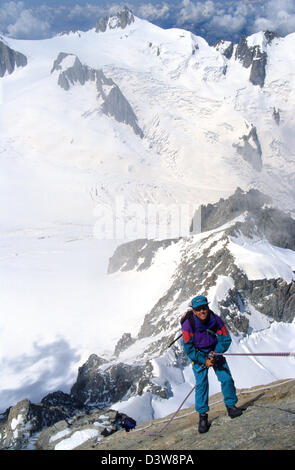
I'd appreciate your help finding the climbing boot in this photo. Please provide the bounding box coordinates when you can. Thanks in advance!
[226,405,243,419]
[198,413,210,433]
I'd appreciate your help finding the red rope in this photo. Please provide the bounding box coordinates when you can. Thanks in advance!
[147,385,196,436]
[214,352,295,357]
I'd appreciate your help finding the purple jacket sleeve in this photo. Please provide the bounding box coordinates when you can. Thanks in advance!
[213,317,232,354]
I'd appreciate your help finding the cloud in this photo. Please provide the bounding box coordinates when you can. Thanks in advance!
[67,3,105,20]
[7,9,51,38]
[0,1,23,29]
[175,0,253,42]
[137,3,170,20]
[0,1,107,38]
[178,0,215,24]
[174,0,295,43]
[252,0,295,36]
[0,338,81,411]
[210,13,247,34]
[1,1,295,43]
[0,1,51,38]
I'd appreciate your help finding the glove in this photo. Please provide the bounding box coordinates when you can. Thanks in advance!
[205,352,215,368]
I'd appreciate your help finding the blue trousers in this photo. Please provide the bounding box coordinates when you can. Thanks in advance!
[192,356,238,414]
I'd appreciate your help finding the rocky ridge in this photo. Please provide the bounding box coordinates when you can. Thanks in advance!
[0,391,135,450]
[215,31,280,88]
[0,40,27,77]
[0,391,85,450]
[51,52,143,137]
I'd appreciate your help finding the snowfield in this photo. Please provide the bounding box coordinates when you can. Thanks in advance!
[0,10,295,419]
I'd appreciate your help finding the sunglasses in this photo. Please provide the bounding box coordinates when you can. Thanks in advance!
[193,305,209,312]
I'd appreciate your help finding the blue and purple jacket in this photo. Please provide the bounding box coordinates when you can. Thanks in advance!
[182,310,232,365]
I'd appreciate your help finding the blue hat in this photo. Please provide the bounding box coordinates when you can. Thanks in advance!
[191,295,208,309]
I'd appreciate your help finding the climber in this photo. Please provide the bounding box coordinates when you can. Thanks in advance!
[181,295,243,434]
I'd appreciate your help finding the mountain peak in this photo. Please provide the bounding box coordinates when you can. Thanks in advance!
[95,6,135,33]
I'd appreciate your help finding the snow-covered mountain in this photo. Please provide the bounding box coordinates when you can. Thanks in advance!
[2,6,295,217]
[0,6,295,436]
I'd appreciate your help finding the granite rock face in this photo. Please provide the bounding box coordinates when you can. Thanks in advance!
[0,397,136,450]
[215,40,234,60]
[114,333,136,356]
[51,53,96,88]
[51,53,143,137]
[249,47,267,88]
[108,238,177,273]
[233,126,263,171]
[95,6,135,33]
[199,187,295,251]
[235,36,267,87]
[0,392,85,450]
[197,187,271,233]
[0,40,27,77]
[70,354,144,408]
[216,31,280,87]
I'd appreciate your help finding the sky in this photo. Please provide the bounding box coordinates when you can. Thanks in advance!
[1,0,295,44]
